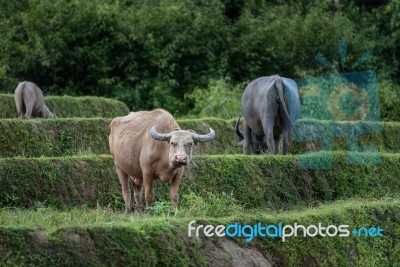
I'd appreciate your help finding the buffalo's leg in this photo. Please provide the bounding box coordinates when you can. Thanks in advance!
[23,95,34,119]
[263,122,275,154]
[116,167,131,215]
[19,104,26,119]
[170,172,183,212]
[274,135,281,154]
[281,122,291,155]
[282,131,290,154]
[242,121,252,154]
[143,173,154,210]
[261,102,279,154]
[132,177,143,213]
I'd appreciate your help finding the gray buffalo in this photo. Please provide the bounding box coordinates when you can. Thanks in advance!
[109,109,216,214]
[236,116,316,153]
[14,81,53,119]
[235,116,267,154]
[241,75,300,154]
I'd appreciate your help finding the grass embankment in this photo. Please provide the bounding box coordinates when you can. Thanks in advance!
[0,118,399,157]
[0,153,399,212]
[0,94,129,118]
[0,118,238,157]
[0,118,111,157]
[0,199,398,266]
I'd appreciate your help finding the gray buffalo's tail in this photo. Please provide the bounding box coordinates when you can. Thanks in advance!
[14,82,26,117]
[235,116,244,139]
[275,76,297,135]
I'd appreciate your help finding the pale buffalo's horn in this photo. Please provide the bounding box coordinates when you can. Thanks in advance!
[191,128,216,142]
[150,126,172,141]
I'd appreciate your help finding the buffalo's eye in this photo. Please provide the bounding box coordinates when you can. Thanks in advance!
[187,142,194,147]
[170,141,177,146]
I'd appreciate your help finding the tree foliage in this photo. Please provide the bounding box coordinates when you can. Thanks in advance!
[0,0,398,114]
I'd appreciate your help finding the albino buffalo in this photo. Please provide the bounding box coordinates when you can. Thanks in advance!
[109,109,215,214]
[14,81,53,119]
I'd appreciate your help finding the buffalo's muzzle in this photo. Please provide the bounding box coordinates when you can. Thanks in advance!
[173,155,188,165]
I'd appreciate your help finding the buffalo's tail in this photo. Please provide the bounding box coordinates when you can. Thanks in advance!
[14,82,26,117]
[235,116,244,139]
[275,76,296,135]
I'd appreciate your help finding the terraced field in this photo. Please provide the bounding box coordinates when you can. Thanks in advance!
[0,95,399,266]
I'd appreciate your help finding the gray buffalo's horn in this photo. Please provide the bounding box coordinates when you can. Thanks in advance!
[150,126,172,141]
[191,128,216,142]
[235,116,244,139]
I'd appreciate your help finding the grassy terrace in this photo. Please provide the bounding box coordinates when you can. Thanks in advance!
[0,199,398,266]
[0,153,399,210]
[0,117,238,157]
[0,118,399,157]
[0,94,129,118]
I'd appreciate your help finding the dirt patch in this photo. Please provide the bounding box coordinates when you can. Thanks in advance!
[62,228,99,262]
[28,230,49,244]
[202,238,272,267]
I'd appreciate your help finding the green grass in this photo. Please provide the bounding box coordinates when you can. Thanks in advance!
[0,205,134,233]
[0,198,396,232]
[0,199,398,266]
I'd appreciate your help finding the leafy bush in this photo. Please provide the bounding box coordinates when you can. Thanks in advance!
[1,0,398,113]
[379,80,400,121]
[185,78,243,119]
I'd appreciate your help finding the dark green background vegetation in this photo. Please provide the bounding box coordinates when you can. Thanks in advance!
[1,0,400,116]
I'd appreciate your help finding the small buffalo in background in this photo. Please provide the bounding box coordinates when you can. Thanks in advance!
[14,81,54,119]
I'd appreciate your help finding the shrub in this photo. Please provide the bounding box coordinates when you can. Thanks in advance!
[2,0,397,114]
[185,78,244,119]
[379,80,400,121]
